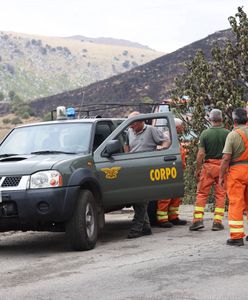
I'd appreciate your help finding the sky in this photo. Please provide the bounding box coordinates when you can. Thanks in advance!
[0,0,246,53]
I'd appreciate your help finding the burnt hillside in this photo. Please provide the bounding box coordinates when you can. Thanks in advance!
[29,29,234,117]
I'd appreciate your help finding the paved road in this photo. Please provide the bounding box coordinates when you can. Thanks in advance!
[0,206,247,300]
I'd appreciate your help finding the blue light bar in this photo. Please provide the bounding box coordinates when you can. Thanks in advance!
[66,107,76,118]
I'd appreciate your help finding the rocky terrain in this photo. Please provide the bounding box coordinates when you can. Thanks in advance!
[0,31,162,102]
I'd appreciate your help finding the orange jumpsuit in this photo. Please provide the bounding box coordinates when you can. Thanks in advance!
[192,159,226,223]
[227,129,248,240]
[157,145,186,224]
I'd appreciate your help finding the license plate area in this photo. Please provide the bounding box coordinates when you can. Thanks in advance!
[0,198,18,217]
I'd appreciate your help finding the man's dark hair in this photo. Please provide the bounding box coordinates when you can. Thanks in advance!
[232,107,248,124]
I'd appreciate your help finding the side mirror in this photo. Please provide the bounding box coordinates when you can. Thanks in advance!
[102,140,122,157]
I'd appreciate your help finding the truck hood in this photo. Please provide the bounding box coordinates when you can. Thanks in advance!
[0,153,80,175]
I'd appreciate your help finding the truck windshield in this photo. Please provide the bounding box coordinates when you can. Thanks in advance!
[0,123,92,155]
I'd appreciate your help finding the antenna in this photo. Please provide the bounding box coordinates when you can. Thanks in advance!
[78,91,85,118]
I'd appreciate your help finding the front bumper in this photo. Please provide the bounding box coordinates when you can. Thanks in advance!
[0,186,80,231]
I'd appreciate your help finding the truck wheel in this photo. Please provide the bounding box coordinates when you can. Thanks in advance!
[66,190,98,251]
[147,200,158,226]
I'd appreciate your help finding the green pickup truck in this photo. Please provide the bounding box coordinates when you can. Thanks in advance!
[0,109,184,250]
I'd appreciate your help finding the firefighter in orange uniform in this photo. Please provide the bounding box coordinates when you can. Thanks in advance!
[219,107,248,246]
[156,118,187,227]
[189,109,230,231]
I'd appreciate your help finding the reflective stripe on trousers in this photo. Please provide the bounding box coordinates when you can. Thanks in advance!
[227,164,248,239]
[193,206,204,221]
[157,210,168,222]
[214,207,225,221]
[227,129,248,239]
[157,198,181,222]
[193,160,226,223]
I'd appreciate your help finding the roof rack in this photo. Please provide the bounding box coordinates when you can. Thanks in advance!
[50,102,170,120]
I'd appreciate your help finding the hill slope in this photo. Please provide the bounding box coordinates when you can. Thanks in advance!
[0,31,163,101]
[66,35,151,49]
[28,29,234,117]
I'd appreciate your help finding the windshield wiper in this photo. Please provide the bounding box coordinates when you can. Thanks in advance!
[31,150,76,155]
[0,153,19,158]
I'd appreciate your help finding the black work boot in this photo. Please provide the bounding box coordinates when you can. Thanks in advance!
[128,225,152,238]
[142,225,152,236]
[158,221,173,228]
[127,230,143,239]
[226,238,244,247]
[170,218,187,225]
[189,220,204,231]
[212,222,224,231]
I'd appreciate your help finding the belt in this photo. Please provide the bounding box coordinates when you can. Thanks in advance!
[230,160,248,166]
[204,159,221,163]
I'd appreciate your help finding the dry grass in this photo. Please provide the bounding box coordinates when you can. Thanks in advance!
[0,114,41,141]
[5,31,164,59]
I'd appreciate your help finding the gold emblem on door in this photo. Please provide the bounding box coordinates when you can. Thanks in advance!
[101,167,122,179]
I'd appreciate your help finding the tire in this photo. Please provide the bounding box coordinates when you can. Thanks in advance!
[66,189,98,251]
[147,200,158,226]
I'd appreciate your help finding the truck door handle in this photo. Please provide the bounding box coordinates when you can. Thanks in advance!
[164,155,177,161]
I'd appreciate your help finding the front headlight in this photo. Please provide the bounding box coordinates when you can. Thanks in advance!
[30,170,62,189]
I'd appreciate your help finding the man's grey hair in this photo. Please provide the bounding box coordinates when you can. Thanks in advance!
[209,109,222,122]
[174,118,183,127]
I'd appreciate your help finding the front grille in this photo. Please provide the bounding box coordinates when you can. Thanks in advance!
[2,176,22,187]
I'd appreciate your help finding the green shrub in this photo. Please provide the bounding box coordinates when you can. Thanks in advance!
[11,117,22,125]
[2,118,11,124]
[143,96,154,104]
[0,92,4,101]
[21,112,30,119]
[122,60,130,69]
[43,112,52,121]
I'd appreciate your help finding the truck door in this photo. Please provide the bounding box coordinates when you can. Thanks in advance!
[94,112,184,208]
